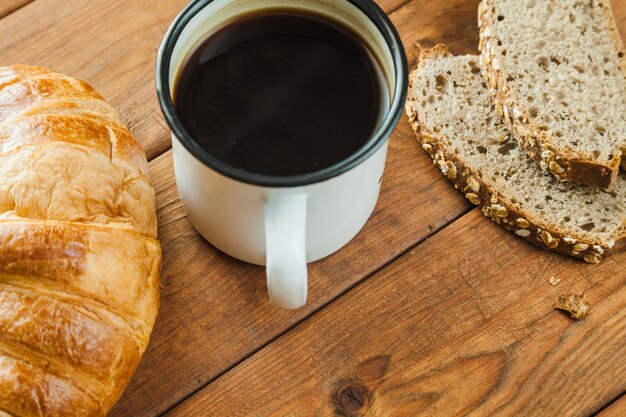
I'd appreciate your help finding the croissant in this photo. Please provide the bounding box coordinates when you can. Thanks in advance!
[0,66,161,416]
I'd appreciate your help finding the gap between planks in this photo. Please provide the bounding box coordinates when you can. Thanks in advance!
[0,0,34,19]
[156,206,474,417]
[113,102,471,415]
[385,0,413,15]
[164,208,626,416]
[141,5,472,407]
[123,0,485,413]
[593,392,626,416]
[1,0,623,414]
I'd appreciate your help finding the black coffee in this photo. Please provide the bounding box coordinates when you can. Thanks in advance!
[174,11,388,176]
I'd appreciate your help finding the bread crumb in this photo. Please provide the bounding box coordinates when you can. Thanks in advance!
[554,294,589,320]
[549,276,560,286]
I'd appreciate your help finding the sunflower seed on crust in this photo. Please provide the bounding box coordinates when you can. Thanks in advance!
[541,231,559,248]
[584,253,601,264]
[563,237,577,245]
[467,176,481,193]
[466,193,481,205]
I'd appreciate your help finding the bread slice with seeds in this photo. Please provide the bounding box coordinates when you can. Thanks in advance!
[478,0,626,189]
[405,45,626,263]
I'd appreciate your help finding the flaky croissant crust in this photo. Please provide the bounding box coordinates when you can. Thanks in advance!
[0,66,161,416]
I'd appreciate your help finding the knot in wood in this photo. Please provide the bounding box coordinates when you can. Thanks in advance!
[334,383,370,415]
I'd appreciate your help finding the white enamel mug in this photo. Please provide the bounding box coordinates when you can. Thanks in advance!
[157,0,407,309]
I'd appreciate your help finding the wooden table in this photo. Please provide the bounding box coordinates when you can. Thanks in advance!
[1,0,624,415]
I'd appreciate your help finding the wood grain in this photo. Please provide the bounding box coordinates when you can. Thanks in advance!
[110,114,470,416]
[393,0,481,57]
[614,0,626,37]
[0,0,187,159]
[109,0,626,415]
[596,394,626,417]
[0,0,405,161]
[0,0,33,18]
[1,0,624,415]
[380,0,412,14]
[166,210,626,417]
[105,0,483,414]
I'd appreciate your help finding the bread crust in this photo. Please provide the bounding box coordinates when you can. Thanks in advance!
[0,66,157,238]
[0,66,161,415]
[406,45,618,264]
[478,0,625,189]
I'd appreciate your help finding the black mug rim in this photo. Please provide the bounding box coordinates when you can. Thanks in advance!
[156,0,408,188]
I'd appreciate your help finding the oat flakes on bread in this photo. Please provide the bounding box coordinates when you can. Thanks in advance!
[405,45,626,263]
[478,0,626,189]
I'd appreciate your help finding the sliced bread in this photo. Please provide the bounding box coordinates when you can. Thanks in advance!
[478,0,626,189]
[405,45,626,263]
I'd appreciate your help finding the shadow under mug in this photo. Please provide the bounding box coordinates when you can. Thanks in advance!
[156,0,408,309]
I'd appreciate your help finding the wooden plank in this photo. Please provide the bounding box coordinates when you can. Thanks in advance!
[110,114,470,416]
[596,394,626,417]
[0,0,404,161]
[4,0,622,415]
[0,0,33,18]
[614,0,626,37]
[381,0,412,14]
[106,0,481,414]
[166,210,626,417]
[0,0,187,160]
[393,0,481,57]
[110,0,626,414]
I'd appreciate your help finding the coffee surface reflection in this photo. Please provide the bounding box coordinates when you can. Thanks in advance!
[174,11,388,176]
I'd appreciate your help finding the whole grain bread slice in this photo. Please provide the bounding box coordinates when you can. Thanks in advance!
[478,0,626,189]
[405,45,626,263]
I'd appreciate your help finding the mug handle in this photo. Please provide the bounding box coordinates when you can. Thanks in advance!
[264,193,308,309]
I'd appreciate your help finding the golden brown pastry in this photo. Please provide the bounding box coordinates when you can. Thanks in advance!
[0,65,161,416]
